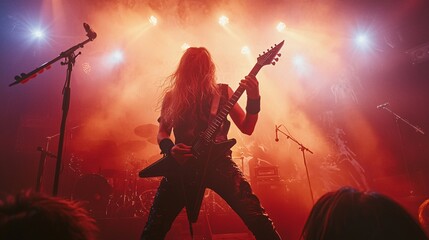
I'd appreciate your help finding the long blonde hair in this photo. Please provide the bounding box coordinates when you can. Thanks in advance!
[160,47,219,124]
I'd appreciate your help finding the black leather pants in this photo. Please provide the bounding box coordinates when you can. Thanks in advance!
[140,158,282,239]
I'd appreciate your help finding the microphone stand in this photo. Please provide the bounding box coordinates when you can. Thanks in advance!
[379,105,425,195]
[276,125,315,204]
[380,105,425,135]
[9,25,96,196]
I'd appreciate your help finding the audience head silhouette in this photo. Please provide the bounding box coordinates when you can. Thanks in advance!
[0,190,98,240]
[301,187,428,240]
[419,198,429,235]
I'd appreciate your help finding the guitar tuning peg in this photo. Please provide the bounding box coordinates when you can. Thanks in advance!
[277,53,282,57]
[274,57,279,61]
[271,61,276,65]
[263,51,266,54]
[259,54,262,57]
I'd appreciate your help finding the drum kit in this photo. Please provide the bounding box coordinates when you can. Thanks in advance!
[71,124,161,218]
[70,123,235,218]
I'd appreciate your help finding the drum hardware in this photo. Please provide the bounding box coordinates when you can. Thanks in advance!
[68,153,84,176]
[35,145,57,193]
[106,177,158,217]
[203,190,228,214]
[139,189,157,215]
[70,143,162,218]
[35,133,62,193]
[72,174,112,218]
[107,168,161,217]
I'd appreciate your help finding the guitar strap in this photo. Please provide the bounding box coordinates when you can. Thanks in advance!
[209,83,228,122]
[210,84,224,119]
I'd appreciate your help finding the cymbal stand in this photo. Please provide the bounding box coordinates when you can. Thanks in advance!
[35,136,57,193]
[380,105,425,135]
[206,190,226,214]
[276,124,315,204]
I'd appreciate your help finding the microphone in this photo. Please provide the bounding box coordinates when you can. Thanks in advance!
[275,125,279,142]
[83,23,97,40]
[376,102,389,109]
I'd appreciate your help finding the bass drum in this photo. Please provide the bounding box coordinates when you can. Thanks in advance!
[72,174,112,218]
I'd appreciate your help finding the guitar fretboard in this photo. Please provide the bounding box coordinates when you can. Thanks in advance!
[201,64,262,141]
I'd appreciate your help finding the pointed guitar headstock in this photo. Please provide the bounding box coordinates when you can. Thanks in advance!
[256,40,285,67]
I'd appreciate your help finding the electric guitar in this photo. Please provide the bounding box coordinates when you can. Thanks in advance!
[139,40,284,223]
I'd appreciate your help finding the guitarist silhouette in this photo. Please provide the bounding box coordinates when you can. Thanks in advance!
[140,43,283,240]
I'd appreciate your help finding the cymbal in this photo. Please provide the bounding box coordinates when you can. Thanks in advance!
[119,140,147,152]
[134,124,158,138]
[147,136,158,145]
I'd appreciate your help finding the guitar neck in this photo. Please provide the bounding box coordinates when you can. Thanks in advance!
[201,64,262,141]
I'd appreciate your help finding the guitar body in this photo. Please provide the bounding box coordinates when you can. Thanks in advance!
[138,138,236,179]
[138,154,177,178]
[138,138,237,223]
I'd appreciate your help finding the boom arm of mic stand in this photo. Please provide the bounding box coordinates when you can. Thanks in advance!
[277,128,313,154]
[381,107,425,135]
[276,125,315,204]
[9,37,94,87]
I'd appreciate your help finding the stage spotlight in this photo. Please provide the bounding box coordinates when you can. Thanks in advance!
[241,46,250,55]
[31,29,45,39]
[110,50,124,64]
[181,43,190,51]
[218,16,229,26]
[293,55,309,75]
[276,22,286,32]
[355,33,370,48]
[293,55,305,66]
[29,27,48,41]
[149,15,158,26]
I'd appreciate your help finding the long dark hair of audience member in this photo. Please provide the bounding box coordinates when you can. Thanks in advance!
[301,187,428,240]
[0,190,98,240]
